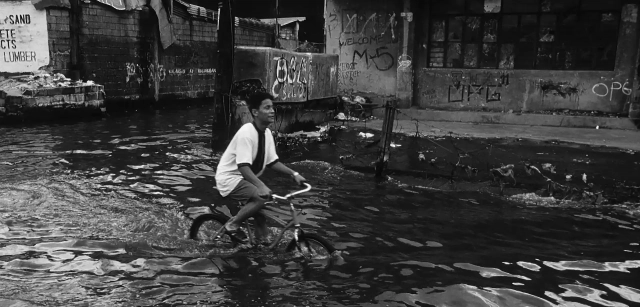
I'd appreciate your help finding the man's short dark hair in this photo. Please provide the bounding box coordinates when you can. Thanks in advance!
[247,92,275,112]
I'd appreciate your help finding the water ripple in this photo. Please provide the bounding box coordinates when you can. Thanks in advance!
[544,259,640,273]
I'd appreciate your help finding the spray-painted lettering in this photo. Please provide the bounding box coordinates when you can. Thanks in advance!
[271,55,309,101]
[592,81,632,101]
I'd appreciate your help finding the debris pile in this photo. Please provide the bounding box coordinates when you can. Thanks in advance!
[0,71,97,96]
[1,71,105,118]
[274,125,345,150]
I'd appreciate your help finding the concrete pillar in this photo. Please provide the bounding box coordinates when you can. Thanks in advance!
[615,3,640,113]
[628,3,640,119]
[395,0,414,108]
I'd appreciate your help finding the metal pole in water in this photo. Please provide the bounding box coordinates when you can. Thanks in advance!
[375,99,397,177]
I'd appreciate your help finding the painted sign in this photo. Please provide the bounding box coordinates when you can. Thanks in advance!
[0,1,50,73]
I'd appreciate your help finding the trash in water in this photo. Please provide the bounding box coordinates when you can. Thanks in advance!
[542,163,556,173]
[358,132,374,138]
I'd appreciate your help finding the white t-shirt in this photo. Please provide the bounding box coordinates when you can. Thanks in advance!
[215,122,279,197]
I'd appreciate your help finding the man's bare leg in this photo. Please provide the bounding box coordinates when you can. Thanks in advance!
[252,211,270,242]
[226,193,266,232]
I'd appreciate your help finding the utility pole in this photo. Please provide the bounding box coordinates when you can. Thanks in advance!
[274,0,280,46]
[213,0,235,144]
[375,99,397,177]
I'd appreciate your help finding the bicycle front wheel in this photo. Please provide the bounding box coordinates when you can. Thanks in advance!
[189,213,245,248]
[286,232,336,260]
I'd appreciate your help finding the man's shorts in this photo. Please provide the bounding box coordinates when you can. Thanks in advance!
[226,180,260,205]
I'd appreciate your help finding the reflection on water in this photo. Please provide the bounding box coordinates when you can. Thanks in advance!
[1,107,639,306]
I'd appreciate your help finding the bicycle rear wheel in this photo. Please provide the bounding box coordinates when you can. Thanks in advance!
[286,232,336,260]
[189,213,245,248]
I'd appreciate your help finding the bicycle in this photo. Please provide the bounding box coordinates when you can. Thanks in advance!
[189,183,336,260]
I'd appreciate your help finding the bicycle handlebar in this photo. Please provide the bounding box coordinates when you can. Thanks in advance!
[272,183,311,201]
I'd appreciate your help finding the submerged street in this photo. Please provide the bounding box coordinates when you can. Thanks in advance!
[0,105,639,306]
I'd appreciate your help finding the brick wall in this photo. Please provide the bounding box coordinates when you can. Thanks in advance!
[39,2,274,105]
[78,4,152,101]
[235,27,273,47]
[160,17,218,100]
[46,8,71,75]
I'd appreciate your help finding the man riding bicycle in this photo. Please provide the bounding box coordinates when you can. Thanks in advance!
[215,92,307,245]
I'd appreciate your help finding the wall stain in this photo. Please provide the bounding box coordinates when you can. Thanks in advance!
[538,80,582,99]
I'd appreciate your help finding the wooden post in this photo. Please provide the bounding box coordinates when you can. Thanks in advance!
[152,26,160,102]
[375,99,397,177]
[69,0,81,81]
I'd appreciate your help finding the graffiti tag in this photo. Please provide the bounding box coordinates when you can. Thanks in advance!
[592,81,632,101]
[271,55,309,101]
[352,47,394,71]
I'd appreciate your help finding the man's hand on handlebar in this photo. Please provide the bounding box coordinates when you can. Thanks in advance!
[292,172,307,186]
[257,185,272,199]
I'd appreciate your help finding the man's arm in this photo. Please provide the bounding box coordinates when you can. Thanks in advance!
[238,165,271,198]
[269,161,307,185]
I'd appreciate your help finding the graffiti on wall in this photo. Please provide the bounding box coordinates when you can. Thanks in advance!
[148,64,166,83]
[529,79,631,103]
[308,61,335,99]
[126,64,216,85]
[351,46,395,71]
[442,70,510,103]
[397,54,412,93]
[126,63,166,84]
[334,10,398,73]
[338,62,360,86]
[340,11,397,40]
[591,80,632,101]
[125,63,143,84]
[326,4,400,95]
[271,55,309,101]
[530,79,585,103]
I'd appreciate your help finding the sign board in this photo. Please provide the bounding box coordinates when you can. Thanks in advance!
[0,1,50,73]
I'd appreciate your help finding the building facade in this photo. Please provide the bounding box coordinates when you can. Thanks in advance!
[326,0,640,115]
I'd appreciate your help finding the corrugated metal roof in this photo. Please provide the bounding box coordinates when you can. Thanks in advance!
[259,17,306,26]
[174,0,216,21]
[235,17,275,32]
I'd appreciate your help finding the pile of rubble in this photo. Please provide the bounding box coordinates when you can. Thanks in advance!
[0,71,104,118]
[0,71,96,96]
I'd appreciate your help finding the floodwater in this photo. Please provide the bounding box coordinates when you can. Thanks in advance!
[1,106,639,307]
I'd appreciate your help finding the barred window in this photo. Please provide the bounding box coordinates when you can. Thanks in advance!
[427,0,621,70]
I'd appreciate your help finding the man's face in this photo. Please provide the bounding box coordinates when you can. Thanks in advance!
[253,99,275,125]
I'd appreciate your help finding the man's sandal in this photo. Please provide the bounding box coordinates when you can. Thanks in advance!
[224,223,241,235]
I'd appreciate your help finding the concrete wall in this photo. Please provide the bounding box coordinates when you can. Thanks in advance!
[415,69,633,113]
[232,46,338,102]
[325,0,403,97]
[414,3,640,113]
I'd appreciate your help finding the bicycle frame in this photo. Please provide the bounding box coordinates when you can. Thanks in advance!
[262,183,311,250]
[209,183,312,250]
